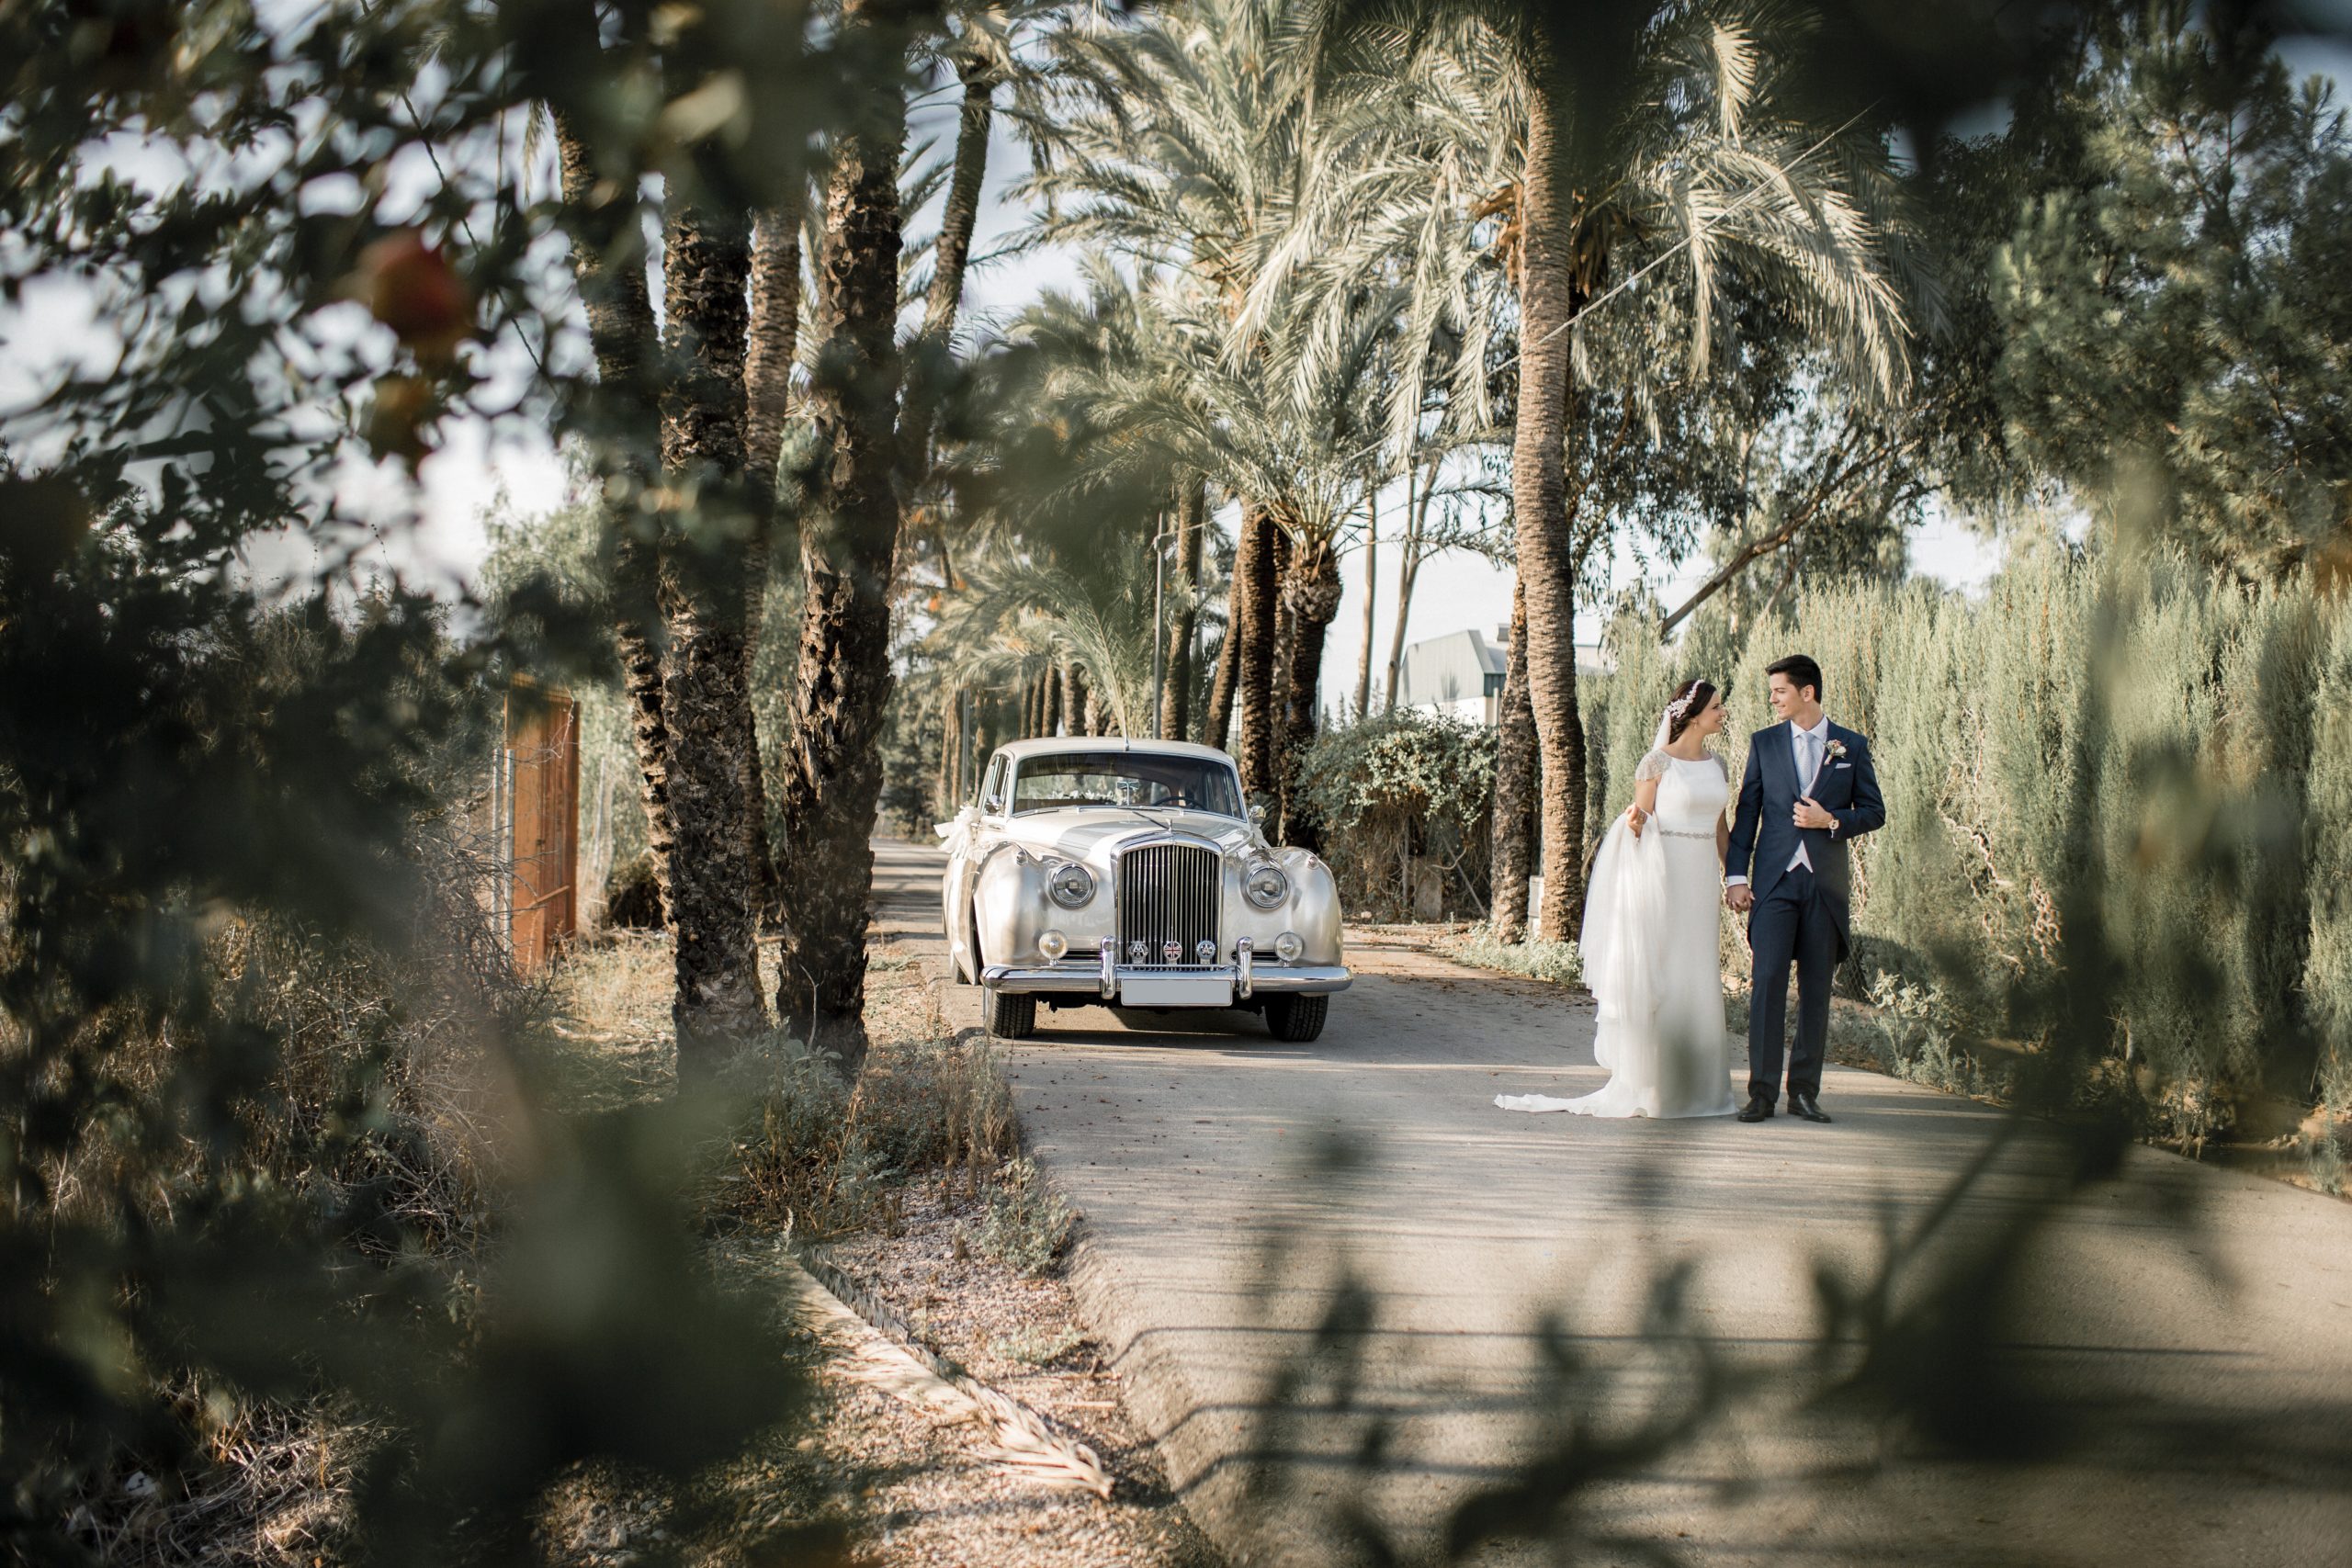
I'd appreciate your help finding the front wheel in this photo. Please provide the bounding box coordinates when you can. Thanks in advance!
[1262,994,1328,1043]
[989,989,1037,1040]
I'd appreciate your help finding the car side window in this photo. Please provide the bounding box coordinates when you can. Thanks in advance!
[980,757,1008,815]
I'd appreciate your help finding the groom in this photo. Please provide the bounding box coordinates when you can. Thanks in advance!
[1723,655,1884,1124]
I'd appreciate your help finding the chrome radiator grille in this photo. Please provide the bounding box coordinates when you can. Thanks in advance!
[1116,842,1220,967]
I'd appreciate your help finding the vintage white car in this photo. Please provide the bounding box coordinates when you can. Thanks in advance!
[936,739,1351,1042]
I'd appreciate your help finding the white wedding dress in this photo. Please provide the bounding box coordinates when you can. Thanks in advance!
[1497,747,1739,1120]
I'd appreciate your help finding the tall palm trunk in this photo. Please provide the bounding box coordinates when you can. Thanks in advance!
[937,687,960,815]
[742,200,802,932]
[899,53,996,580]
[774,12,909,1071]
[1204,618,1238,751]
[1383,459,1437,713]
[1354,486,1377,718]
[1159,478,1205,741]
[1230,506,1279,795]
[924,58,997,355]
[1267,527,1295,761]
[1041,663,1063,737]
[1513,92,1590,943]
[553,110,673,927]
[1277,535,1342,848]
[657,156,771,1058]
[1490,575,1537,942]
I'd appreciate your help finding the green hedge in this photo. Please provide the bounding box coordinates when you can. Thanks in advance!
[1294,709,1498,919]
[1585,548,2350,1124]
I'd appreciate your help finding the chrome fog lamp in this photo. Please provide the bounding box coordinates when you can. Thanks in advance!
[1046,859,1095,909]
[1037,930,1069,962]
[1274,931,1304,964]
[1244,860,1290,909]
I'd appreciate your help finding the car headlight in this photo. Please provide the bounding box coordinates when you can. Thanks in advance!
[1046,859,1095,909]
[1274,931,1304,963]
[1244,860,1290,909]
[1038,930,1069,962]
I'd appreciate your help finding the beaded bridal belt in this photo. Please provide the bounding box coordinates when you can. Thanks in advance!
[1657,827,1714,840]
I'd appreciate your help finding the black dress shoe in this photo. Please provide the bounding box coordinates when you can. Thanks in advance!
[1736,1096,1774,1122]
[1789,1092,1832,1123]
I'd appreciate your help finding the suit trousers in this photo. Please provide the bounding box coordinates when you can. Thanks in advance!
[1747,864,1838,1103]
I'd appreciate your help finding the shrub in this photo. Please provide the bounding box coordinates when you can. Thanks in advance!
[1440,923,1585,987]
[967,1157,1078,1278]
[712,1032,1019,1236]
[1293,710,1498,919]
[2303,610,2352,1112]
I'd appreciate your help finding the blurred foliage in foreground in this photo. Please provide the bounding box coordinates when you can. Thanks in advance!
[0,487,818,1562]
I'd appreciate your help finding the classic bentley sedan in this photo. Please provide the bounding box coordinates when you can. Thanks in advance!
[936,739,1350,1042]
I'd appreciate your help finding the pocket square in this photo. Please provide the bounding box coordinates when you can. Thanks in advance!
[1833,762,1851,770]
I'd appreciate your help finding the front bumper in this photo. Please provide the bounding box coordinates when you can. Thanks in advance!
[980,938,1351,1002]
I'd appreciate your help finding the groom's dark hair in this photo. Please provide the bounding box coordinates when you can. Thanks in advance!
[1766,654,1824,702]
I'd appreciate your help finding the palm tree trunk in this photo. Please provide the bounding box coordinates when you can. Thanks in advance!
[657,158,772,1059]
[773,14,909,1072]
[741,200,801,933]
[1277,534,1343,849]
[1383,460,1436,713]
[553,109,673,927]
[1204,620,1238,751]
[1354,485,1377,718]
[1041,663,1062,737]
[923,58,997,352]
[1268,527,1295,762]
[938,687,960,815]
[1231,505,1279,795]
[1513,91,1590,943]
[1159,478,1205,741]
[895,53,995,592]
[973,695,997,776]
[1490,574,1537,942]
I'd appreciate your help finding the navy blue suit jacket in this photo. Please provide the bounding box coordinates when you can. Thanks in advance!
[1724,722,1885,953]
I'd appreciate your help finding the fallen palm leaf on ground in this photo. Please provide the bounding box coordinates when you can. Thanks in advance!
[783,1246,1114,1499]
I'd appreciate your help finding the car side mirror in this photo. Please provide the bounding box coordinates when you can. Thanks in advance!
[1248,797,1269,825]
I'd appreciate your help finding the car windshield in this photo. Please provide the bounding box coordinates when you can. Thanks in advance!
[1010,751,1244,818]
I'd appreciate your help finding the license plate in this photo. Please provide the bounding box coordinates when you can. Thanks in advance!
[1119,975,1234,1008]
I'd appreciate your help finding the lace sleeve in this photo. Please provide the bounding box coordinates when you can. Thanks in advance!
[1634,749,1670,784]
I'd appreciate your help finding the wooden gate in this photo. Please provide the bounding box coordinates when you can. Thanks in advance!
[498,679,580,972]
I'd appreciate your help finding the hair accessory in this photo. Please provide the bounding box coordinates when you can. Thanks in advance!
[1665,682,1709,722]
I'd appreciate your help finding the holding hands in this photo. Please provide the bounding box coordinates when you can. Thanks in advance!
[1724,884,1754,913]
[1792,795,1835,831]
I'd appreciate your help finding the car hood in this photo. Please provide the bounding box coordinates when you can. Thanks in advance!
[995,809,1261,864]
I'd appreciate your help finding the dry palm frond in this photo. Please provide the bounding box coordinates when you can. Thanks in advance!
[785,1247,1114,1497]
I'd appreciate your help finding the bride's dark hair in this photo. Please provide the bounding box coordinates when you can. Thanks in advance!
[1665,679,1716,743]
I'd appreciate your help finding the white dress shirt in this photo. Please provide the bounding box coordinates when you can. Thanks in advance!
[1727,715,1832,887]
[1786,715,1830,873]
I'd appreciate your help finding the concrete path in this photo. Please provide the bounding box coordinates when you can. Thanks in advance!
[869,840,2352,1567]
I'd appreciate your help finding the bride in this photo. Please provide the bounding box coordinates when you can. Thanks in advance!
[1497,679,1739,1120]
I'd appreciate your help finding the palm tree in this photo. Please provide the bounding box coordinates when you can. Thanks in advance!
[771,0,916,1071]
[1012,0,1318,798]
[991,250,1399,830]
[551,105,674,932]
[1306,0,1916,940]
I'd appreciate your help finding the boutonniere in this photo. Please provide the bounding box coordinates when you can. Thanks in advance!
[1825,739,1849,761]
